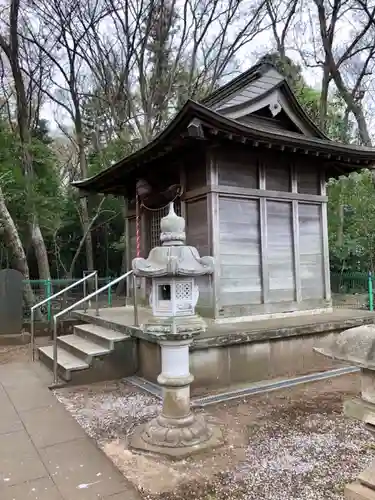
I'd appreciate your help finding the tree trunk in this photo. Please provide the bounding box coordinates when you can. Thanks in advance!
[80,197,95,273]
[0,185,39,315]
[337,203,344,247]
[319,64,330,131]
[76,125,94,273]
[315,0,372,145]
[341,107,350,142]
[68,197,105,278]
[116,200,128,296]
[30,220,51,280]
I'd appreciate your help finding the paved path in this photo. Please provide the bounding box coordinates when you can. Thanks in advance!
[0,362,142,500]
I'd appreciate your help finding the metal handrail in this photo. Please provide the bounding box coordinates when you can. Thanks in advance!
[51,270,138,385]
[30,271,98,361]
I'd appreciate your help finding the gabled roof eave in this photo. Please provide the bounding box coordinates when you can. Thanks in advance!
[73,100,375,194]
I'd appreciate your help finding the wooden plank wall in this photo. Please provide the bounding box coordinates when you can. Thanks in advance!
[183,145,207,192]
[266,201,295,302]
[212,148,329,317]
[186,198,209,255]
[186,198,212,314]
[218,149,258,188]
[299,203,324,299]
[297,166,320,195]
[266,163,291,192]
[219,197,262,306]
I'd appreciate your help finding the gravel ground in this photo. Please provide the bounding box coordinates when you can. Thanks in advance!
[0,337,51,365]
[0,344,30,364]
[54,374,375,500]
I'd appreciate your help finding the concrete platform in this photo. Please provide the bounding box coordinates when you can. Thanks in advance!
[72,307,375,393]
[74,307,375,348]
[0,362,141,500]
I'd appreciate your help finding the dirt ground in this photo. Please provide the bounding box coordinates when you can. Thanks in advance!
[0,337,50,365]
[0,344,31,364]
[54,373,375,500]
[1,344,372,499]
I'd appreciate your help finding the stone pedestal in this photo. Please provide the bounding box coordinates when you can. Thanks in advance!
[345,482,375,500]
[314,325,375,500]
[130,336,222,458]
[344,397,375,500]
[130,201,222,458]
[361,369,375,405]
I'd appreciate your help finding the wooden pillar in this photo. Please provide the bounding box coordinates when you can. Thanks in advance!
[291,163,302,302]
[125,204,131,297]
[207,149,220,318]
[180,165,186,220]
[320,171,331,302]
[259,160,269,304]
[139,211,148,301]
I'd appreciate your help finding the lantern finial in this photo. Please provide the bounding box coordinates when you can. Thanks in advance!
[160,201,186,246]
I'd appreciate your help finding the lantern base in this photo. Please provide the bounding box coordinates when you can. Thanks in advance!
[142,314,208,340]
[130,413,223,459]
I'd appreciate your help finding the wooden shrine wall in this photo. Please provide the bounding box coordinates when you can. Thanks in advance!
[125,142,330,318]
[208,144,330,318]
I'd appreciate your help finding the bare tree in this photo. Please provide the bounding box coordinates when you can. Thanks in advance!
[312,0,375,144]
[78,0,269,144]
[0,182,36,309]
[23,0,112,274]
[0,0,52,280]
[265,0,298,59]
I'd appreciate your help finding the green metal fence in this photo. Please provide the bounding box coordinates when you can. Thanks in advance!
[23,272,375,320]
[331,272,372,310]
[23,277,117,321]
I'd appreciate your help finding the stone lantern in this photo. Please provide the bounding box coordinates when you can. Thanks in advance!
[130,202,222,458]
[315,325,375,499]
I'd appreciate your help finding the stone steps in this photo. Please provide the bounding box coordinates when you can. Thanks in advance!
[57,334,111,364]
[74,323,129,349]
[37,323,134,384]
[38,345,89,381]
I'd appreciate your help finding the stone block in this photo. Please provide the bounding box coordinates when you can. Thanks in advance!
[361,369,375,405]
[358,463,375,490]
[345,483,375,500]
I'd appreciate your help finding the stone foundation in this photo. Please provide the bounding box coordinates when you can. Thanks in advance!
[137,331,339,394]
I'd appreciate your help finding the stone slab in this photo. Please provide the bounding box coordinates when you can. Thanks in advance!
[346,482,375,500]
[39,437,130,499]
[74,307,375,349]
[0,430,48,487]
[101,492,141,500]
[0,361,142,500]
[358,463,375,490]
[38,345,89,371]
[0,429,37,457]
[58,334,110,357]
[6,384,57,412]
[344,398,375,423]
[0,477,63,500]
[0,399,23,435]
[75,323,129,343]
[0,269,23,336]
[20,403,86,449]
[0,363,42,388]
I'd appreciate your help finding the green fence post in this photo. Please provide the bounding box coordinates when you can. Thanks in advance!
[108,277,112,307]
[368,272,374,312]
[45,279,52,321]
